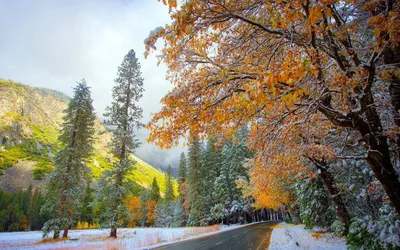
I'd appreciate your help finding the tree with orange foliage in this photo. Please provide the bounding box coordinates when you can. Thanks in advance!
[125,195,141,227]
[146,200,157,225]
[145,0,400,218]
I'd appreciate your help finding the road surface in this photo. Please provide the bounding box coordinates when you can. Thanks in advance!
[155,221,279,250]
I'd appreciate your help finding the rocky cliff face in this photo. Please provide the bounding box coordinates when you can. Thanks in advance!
[0,80,68,186]
[0,81,67,126]
[0,79,177,193]
[0,81,66,146]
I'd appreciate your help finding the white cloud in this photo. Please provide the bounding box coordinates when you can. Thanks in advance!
[0,0,185,169]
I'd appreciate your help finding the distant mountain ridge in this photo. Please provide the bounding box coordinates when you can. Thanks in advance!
[0,79,177,194]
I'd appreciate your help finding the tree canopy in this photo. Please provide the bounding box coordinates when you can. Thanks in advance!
[146,0,400,217]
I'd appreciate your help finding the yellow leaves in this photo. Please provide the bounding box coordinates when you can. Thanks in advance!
[244,147,306,209]
[308,5,323,25]
[367,9,400,46]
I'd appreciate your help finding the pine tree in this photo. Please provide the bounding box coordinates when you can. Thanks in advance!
[187,136,202,226]
[165,166,175,202]
[213,127,251,224]
[155,201,167,227]
[172,197,185,227]
[294,175,336,229]
[96,49,144,238]
[80,181,95,226]
[199,137,223,224]
[139,189,150,227]
[177,152,188,226]
[150,177,161,202]
[178,153,187,186]
[41,80,96,238]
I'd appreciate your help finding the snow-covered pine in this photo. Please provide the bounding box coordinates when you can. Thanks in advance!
[155,200,174,228]
[199,137,222,225]
[210,203,229,224]
[213,127,251,224]
[293,174,336,230]
[96,49,144,238]
[172,197,185,227]
[41,80,96,239]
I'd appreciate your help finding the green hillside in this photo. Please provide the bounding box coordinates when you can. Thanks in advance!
[0,79,177,194]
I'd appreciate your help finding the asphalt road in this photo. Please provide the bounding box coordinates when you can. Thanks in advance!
[155,221,279,250]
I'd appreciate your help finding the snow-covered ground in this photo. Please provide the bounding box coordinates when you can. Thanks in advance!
[269,223,347,250]
[0,224,242,250]
[0,222,348,249]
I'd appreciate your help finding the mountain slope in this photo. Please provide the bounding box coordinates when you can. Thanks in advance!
[0,79,177,194]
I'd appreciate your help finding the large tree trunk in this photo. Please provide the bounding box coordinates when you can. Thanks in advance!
[286,211,292,221]
[110,224,117,238]
[365,148,400,216]
[319,93,400,217]
[63,225,69,238]
[309,157,351,234]
[353,111,400,217]
[384,40,400,213]
[59,193,67,238]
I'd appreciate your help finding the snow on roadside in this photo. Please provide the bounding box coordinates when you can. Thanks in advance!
[268,223,347,250]
[0,223,245,250]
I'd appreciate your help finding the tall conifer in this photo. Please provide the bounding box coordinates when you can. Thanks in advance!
[150,177,161,202]
[42,80,96,238]
[96,49,144,238]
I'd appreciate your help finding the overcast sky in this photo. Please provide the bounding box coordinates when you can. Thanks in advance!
[0,0,185,169]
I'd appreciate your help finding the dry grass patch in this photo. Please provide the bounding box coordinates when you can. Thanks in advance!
[270,224,300,229]
[183,224,221,238]
[136,232,163,248]
[311,232,324,240]
[36,237,70,245]
[106,240,127,250]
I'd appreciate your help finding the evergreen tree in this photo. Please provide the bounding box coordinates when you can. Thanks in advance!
[177,152,189,226]
[199,137,222,224]
[150,177,161,202]
[139,189,150,227]
[155,200,174,228]
[172,197,185,227]
[213,127,251,224]
[187,136,202,226]
[80,181,95,226]
[28,189,44,231]
[178,152,187,186]
[41,80,96,238]
[294,175,336,229]
[165,166,175,202]
[155,201,166,227]
[96,49,144,238]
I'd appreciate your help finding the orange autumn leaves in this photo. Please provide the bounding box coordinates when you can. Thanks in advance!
[125,196,156,227]
[146,1,400,209]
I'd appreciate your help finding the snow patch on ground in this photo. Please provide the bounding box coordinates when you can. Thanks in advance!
[0,224,244,250]
[269,223,347,250]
